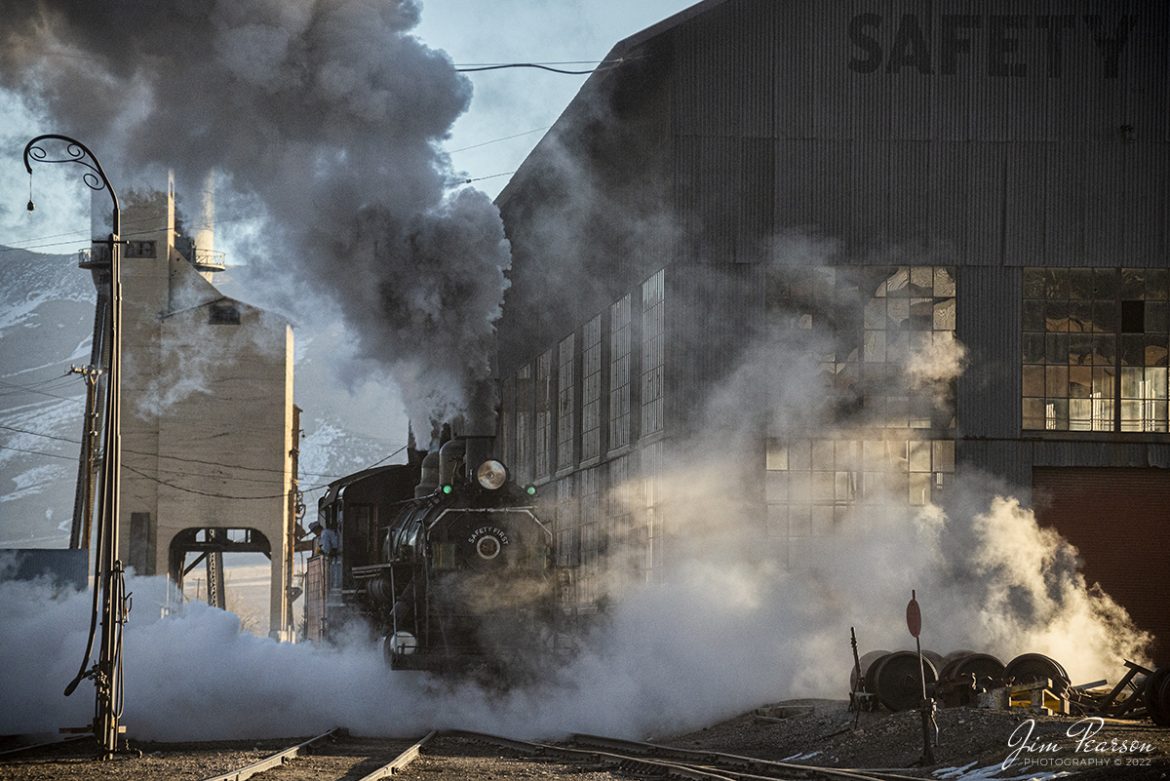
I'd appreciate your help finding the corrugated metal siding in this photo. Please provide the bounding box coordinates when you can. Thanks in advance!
[660,0,1168,267]
[1033,467,1170,665]
[956,266,1021,438]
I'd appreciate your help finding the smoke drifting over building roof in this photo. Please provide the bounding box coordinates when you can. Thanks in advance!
[0,0,510,439]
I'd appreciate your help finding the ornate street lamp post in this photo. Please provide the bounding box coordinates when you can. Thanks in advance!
[24,135,127,760]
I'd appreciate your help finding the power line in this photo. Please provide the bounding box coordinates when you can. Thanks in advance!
[0,442,76,460]
[455,58,627,75]
[447,126,551,154]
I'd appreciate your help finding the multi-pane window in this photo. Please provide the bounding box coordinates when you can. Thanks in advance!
[581,314,603,462]
[862,267,957,429]
[535,349,554,479]
[641,441,665,583]
[1023,268,1169,432]
[609,295,633,451]
[641,269,665,436]
[554,476,579,568]
[765,436,956,562]
[513,364,532,484]
[557,334,576,471]
[763,265,959,565]
[765,266,957,433]
[578,466,602,605]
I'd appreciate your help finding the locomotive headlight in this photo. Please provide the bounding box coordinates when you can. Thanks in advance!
[475,459,508,490]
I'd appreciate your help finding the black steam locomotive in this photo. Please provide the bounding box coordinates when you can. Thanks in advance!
[303,435,560,674]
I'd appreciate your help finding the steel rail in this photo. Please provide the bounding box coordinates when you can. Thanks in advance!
[197,730,433,781]
[354,731,436,781]
[442,729,790,781]
[567,733,924,781]
[198,728,337,781]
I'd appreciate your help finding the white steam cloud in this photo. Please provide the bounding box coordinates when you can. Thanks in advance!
[0,0,508,437]
[0,258,1150,744]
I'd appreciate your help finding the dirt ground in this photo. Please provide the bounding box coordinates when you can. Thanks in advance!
[667,698,1170,778]
[2,700,1169,780]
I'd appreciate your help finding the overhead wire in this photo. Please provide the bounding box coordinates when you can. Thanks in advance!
[2,420,408,491]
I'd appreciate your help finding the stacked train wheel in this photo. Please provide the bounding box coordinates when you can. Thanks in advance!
[937,651,1006,707]
[867,651,938,712]
[1003,653,1071,695]
[1147,668,1170,727]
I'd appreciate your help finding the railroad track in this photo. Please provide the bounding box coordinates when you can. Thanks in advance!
[444,729,929,781]
[199,730,434,781]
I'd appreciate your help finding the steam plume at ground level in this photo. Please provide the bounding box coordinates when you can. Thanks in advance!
[0,483,1149,743]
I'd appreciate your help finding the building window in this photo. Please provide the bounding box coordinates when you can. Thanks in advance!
[557,333,576,471]
[581,314,603,462]
[609,294,633,451]
[125,240,157,258]
[555,476,579,568]
[765,436,956,563]
[514,364,533,484]
[578,466,602,605]
[766,266,957,433]
[535,349,554,479]
[209,302,241,325]
[640,269,665,437]
[1022,268,1169,432]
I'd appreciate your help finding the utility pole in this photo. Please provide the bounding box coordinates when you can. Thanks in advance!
[26,135,128,760]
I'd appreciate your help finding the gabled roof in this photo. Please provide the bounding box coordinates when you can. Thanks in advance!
[495,0,733,208]
[609,0,731,56]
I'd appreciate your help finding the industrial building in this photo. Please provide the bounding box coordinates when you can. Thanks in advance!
[494,0,1170,663]
[79,183,300,638]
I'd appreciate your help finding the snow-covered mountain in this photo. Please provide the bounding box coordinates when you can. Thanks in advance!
[0,245,408,548]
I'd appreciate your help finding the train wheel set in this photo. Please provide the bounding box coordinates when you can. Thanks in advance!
[851,648,1170,726]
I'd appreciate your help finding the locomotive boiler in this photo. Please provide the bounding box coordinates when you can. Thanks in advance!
[304,434,559,674]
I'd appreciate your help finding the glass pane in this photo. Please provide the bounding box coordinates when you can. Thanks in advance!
[934,267,956,297]
[908,440,931,472]
[1121,335,1145,366]
[1069,398,1093,430]
[1069,301,1092,332]
[1093,300,1117,333]
[766,441,789,470]
[1046,269,1069,299]
[1023,333,1046,363]
[1023,268,1046,299]
[934,299,956,331]
[1092,334,1115,365]
[1121,268,1146,300]
[1022,299,1044,332]
[931,440,956,472]
[1048,398,1069,430]
[812,440,834,470]
[1093,268,1118,299]
[1046,334,1068,364]
[1068,268,1093,300]
[1046,300,1070,332]
[1145,268,1168,300]
[1023,365,1045,396]
[1147,302,1169,334]
[1069,366,1092,398]
[908,473,931,506]
[1043,365,1065,397]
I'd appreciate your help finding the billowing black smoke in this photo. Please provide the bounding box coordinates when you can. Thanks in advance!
[0,0,509,439]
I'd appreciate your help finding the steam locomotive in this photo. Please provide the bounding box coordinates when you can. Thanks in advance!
[303,434,561,674]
